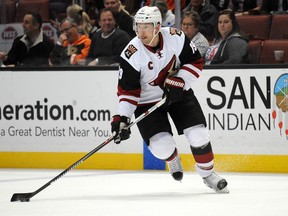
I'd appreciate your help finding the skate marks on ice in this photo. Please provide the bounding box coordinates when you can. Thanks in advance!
[1,169,288,216]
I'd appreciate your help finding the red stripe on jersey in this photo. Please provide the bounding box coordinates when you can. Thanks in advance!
[117,86,141,105]
[181,58,203,76]
[180,59,203,78]
[117,86,141,97]
[193,152,214,163]
[119,98,138,106]
[181,65,200,78]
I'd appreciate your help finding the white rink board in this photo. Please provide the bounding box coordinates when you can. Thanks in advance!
[0,69,143,153]
[1,68,288,155]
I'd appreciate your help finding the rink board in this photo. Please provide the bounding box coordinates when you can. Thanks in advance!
[1,68,288,172]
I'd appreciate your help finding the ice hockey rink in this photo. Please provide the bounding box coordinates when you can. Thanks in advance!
[1,169,288,216]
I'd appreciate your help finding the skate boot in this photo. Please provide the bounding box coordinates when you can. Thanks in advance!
[203,172,229,193]
[167,154,183,181]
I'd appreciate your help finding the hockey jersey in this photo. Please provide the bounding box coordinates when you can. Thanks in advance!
[118,27,203,118]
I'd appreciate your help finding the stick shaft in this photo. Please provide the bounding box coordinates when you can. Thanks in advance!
[11,98,166,201]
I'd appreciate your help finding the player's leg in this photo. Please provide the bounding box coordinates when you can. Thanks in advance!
[184,125,228,193]
[134,105,183,181]
[149,132,183,181]
[170,90,229,192]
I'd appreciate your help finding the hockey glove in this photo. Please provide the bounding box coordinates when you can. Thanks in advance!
[111,115,131,144]
[163,77,185,106]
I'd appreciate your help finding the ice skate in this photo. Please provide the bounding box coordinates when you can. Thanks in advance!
[167,154,183,181]
[203,172,229,193]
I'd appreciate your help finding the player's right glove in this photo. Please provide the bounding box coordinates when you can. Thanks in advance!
[111,115,131,144]
[163,77,185,106]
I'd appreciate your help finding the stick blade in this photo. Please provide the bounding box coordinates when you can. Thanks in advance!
[11,192,33,202]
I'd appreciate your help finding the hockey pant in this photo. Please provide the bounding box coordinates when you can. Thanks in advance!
[148,124,214,178]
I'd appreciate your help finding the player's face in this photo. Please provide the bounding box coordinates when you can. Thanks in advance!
[218,14,233,39]
[136,23,155,45]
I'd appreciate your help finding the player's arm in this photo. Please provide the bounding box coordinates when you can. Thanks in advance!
[117,57,141,119]
[176,36,203,90]
[111,57,141,144]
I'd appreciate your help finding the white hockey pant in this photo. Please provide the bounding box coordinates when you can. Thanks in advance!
[149,132,177,161]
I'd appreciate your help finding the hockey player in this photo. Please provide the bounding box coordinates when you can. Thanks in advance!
[111,6,229,193]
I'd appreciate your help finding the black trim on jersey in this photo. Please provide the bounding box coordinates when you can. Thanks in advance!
[119,57,141,91]
[179,35,202,66]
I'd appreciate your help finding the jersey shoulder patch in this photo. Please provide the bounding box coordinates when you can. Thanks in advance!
[169,27,182,36]
[124,44,138,59]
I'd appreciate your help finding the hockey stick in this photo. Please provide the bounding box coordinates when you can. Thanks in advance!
[10,97,166,202]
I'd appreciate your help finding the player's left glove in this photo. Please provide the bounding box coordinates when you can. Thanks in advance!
[111,115,131,144]
[163,77,185,106]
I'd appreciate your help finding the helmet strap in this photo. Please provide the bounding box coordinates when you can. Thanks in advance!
[147,23,160,46]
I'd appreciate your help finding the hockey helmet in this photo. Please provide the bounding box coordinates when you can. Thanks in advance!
[134,6,162,26]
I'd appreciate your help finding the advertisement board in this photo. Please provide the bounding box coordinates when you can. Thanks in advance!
[1,67,288,172]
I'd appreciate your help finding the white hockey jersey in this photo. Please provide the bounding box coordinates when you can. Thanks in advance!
[118,27,203,118]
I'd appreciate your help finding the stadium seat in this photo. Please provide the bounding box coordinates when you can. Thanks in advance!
[248,40,263,64]
[269,14,288,39]
[260,40,288,64]
[236,15,271,40]
[15,0,50,23]
[0,0,16,24]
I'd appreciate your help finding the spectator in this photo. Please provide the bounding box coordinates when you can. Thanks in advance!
[183,0,219,41]
[87,8,131,65]
[210,0,230,11]
[260,0,288,14]
[150,0,175,27]
[50,4,97,38]
[49,18,91,65]
[103,0,136,37]
[181,11,209,57]
[123,0,143,16]
[204,9,250,64]
[0,12,54,67]
[49,0,72,21]
[145,0,188,11]
[233,0,260,16]
[66,4,98,38]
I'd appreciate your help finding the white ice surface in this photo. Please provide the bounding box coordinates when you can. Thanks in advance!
[1,169,288,216]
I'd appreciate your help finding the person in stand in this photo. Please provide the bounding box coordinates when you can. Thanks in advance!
[182,0,219,41]
[205,9,250,64]
[86,8,131,65]
[260,0,288,14]
[110,6,229,193]
[181,11,209,57]
[0,12,54,67]
[49,17,91,65]
[210,0,230,12]
[50,4,97,39]
[103,0,136,37]
[49,0,72,21]
[149,0,175,27]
